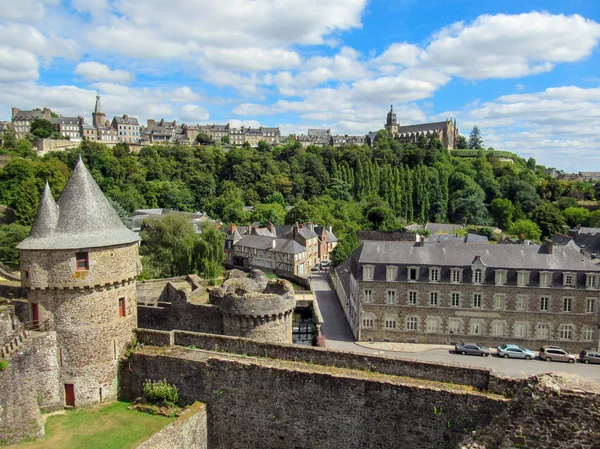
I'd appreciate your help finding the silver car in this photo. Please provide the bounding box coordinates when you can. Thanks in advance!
[455,342,490,357]
[497,344,535,360]
[539,346,576,363]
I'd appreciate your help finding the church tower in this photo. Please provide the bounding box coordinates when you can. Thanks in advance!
[385,104,398,137]
[92,95,106,129]
[17,159,141,407]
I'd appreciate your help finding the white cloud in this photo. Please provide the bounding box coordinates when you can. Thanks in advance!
[0,24,79,61]
[202,47,301,71]
[0,0,58,23]
[422,12,600,79]
[178,104,210,123]
[75,61,133,83]
[373,43,422,66]
[0,48,39,81]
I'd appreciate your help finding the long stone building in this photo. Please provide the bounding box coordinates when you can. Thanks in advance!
[334,236,600,352]
[385,105,459,149]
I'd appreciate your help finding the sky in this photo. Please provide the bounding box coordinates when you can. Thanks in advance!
[1,0,600,172]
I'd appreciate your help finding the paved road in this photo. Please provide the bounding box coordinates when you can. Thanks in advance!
[310,272,600,383]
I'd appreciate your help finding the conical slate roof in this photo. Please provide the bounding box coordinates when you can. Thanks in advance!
[17,159,140,250]
[28,182,59,239]
[94,95,103,114]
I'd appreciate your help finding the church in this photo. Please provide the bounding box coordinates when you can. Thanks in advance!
[385,105,459,149]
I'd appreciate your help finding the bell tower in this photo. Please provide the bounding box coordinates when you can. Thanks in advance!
[92,95,106,129]
[385,104,398,137]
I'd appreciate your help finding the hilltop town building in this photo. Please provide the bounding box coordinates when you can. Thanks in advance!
[334,236,600,352]
[11,107,52,139]
[385,105,459,149]
[111,115,140,143]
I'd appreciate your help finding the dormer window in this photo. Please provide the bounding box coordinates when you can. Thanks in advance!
[563,272,574,287]
[407,267,418,281]
[363,265,374,281]
[539,271,552,288]
[386,266,398,282]
[450,269,462,283]
[76,252,89,271]
[586,274,598,290]
[495,270,507,286]
[429,267,440,282]
[473,269,483,284]
[517,271,529,287]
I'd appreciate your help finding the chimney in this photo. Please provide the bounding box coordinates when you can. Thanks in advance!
[327,225,332,233]
[272,238,276,249]
[544,239,553,254]
[231,223,237,234]
[268,222,274,234]
[519,234,525,244]
[307,222,314,231]
[577,224,581,230]
[11,107,20,119]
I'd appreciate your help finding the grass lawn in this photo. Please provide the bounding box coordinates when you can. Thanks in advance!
[16,401,174,449]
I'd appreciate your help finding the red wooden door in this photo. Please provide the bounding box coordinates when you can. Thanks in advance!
[64,384,75,407]
[31,303,39,327]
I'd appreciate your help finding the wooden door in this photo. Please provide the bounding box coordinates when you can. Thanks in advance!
[64,384,75,407]
[31,303,39,327]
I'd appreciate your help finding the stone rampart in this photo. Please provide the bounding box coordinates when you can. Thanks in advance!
[138,303,223,335]
[0,284,25,300]
[120,346,507,449]
[135,329,491,389]
[136,402,207,449]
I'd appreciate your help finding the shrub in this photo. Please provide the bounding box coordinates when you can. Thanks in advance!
[0,360,8,371]
[143,379,179,406]
[315,334,327,347]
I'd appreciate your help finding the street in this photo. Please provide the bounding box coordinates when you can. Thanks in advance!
[309,272,600,383]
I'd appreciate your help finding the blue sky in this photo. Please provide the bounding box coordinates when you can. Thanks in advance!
[1,1,600,171]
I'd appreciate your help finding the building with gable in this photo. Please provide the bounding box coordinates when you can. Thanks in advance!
[385,105,459,149]
[111,114,140,143]
[11,107,52,139]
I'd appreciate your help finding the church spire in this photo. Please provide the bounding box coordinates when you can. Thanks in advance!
[94,95,103,114]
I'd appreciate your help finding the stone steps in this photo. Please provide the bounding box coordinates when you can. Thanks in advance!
[1,330,29,359]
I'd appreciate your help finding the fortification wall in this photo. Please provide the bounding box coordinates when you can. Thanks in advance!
[135,329,491,389]
[120,346,507,449]
[0,305,14,341]
[138,303,223,335]
[136,402,207,449]
[0,284,25,300]
[20,243,139,289]
[0,332,61,445]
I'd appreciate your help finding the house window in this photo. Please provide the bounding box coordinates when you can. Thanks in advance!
[563,273,574,287]
[516,295,528,311]
[406,317,418,331]
[363,289,372,304]
[363,265,374,281]
[426,318,440,333]
[491,321,506,337]
[559,324,573,340]
[536,323,550,339]
[469,320,483,335]
[384,318,397,329]
[540,296,549,312]
[448,318,461,334]
[451,269,462,283]
[118,298,126,317]
[514,322,528,338]
[517,271,529,287]
[495,270,507,285]
[408,267,418,281]
[429,292,439,306]
[386,290,396,305]
[386,266,397,282]
[407,291,417,305]
[493,294,505,310]
[586,298,596,314]
[582,327,595,341]
[362,318,374,328]
[76,252,89,271]
[539,272,552,288]
[563,297,572,312]
[451,293,460,307]
[587,274,598,289]
[473,269,483,284]
[473,293,482,308]
[429,268,440,282]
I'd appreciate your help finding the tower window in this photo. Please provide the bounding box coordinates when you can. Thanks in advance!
[76,252,89,271]
[119,297,126,317]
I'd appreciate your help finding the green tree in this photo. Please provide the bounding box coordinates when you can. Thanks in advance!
[530,203,566,238]
[468,126,483,149]
[221,135,230,144]
[140,214,198,278]
[13,178,43,225]
[509,219,542,241]
[490,198,514,230]
[196,133,211,144]
[331,230,358,266]
[562,207,591,228]
[29,119,54,139]
[0,223,31,268]
[193,222,225,280]
[2,127,17,149]
[455,135,468,149]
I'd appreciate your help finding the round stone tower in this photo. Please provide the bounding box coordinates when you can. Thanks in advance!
[211,270,295,344]
[17,159,141,407]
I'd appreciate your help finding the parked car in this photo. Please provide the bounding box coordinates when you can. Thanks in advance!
[321,260,331,267]
[497,344,535,360]
[320,266,329,272]
[311,264,321,272]
[539,346,576,363]
[579,350,600,364]
[455,342,490,357]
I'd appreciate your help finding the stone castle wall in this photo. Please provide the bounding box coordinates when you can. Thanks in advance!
[221,312,292,343]
[136,402,207,449]
[0,332,61,444]
[120,346,507,449]
[20,243,139,289]
[359,280,600,353]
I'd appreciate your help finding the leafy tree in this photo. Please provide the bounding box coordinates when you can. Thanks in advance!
[530,203,566,238]
[13,178,43,226]
[0,223,31,268]
[221,135,230,144]
[509,219,542,241]
[554,196,578,210]
[490,198,514,230]
[29,119,54,139]
[455,135,468,149]
[251,203,285,225]
[193,222,225,280]
[2,127,17,149]
[468,126,483,149]
[331,230,358,266]
[196,133,211,144]
[264,191,286,207]
[588,210,600,227]
[562,207,591,228]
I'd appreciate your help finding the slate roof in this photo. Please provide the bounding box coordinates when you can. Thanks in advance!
[356,241,599,272]
[574,234,600,257]
[550,233,575,246]
[573,227,600,236]
[334,257,353,298]
[234,235,306,254]
[273,239,306,254]
[113,115,139,126]
[424,223,464,234]
[396,121,449,136]
[298,227,318,240]
[50,117,79,125]
[94,95,103,114]
[13,109,45,120]
[314,226,338,243]
[426,233,488,244]
[18,158,140,250]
